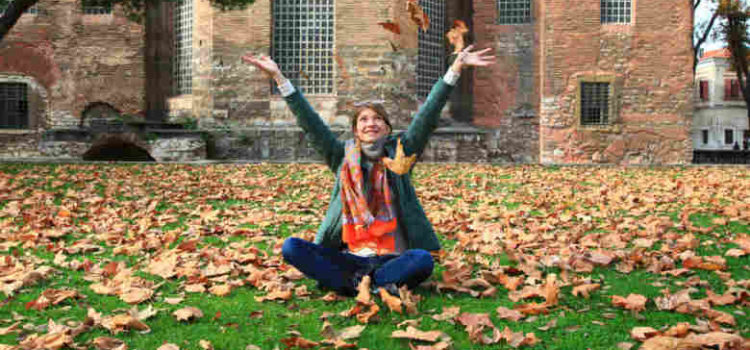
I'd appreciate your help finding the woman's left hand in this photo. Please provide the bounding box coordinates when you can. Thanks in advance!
[451,45,496,72]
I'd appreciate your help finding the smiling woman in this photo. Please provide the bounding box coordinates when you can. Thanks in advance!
[241,46,495,298]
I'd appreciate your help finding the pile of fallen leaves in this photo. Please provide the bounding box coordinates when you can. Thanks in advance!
[0,164,749,349]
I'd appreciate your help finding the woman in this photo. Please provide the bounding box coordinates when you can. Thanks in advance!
[242,45,494,297]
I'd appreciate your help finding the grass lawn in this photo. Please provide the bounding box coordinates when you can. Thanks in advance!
[0,163,748,349]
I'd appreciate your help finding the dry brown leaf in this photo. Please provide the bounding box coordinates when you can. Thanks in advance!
[101,314,150,334]
[446,20,469,54]
[571,283,601,299]
[706,290,736,306]
[355,276,372,304]
[406,0,430,32]
[172,306,204,322]
[391,326,444,342]
[432,306,460,322]
[513,302,550,315]
[164,297,184,305]
[92,337,128,350]
[663,323,690,338]
[156,344,180,350]
[280,337,319,349]
[356,303,380,324]
[119,287,153,304]
[630,327,660,341]
[399,286,420,315]
[209,284,232,297]
[254,289,293,302]
[379,288,403,314]
[611,294,648,312]
[199,340,213,350]
[496,306,525,322]
[0,322,20,336]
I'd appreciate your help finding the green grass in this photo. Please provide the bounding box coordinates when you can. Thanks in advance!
[0,163,749,349]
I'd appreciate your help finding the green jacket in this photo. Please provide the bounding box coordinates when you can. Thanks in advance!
[284,78,455,252]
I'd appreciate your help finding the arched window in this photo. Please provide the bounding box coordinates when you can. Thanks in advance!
[416,0,446,99]
[272,0,335,95]
[0,82,29,129]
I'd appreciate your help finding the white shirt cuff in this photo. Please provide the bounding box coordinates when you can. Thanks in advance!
[278,79,296,97]
[443,69,460,86]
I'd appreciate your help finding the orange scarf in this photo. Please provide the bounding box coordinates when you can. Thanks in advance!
[340,140,397,255]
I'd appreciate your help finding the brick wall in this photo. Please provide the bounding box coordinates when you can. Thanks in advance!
[538,0,693,165]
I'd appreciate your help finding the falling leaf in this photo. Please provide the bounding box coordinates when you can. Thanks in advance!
[383,138,417,175]
[172,306,204,322]
[406,0,430,31]
[445,20,469,54]
[377,21,401,34]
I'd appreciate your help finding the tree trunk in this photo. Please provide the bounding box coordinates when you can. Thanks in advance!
[0,0,39,42]
[144,0,174,122]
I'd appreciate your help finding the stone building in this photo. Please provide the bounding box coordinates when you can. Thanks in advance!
[693,48,749,151]
[0,0,694,164]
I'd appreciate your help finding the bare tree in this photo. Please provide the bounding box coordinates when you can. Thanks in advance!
[694,0,720,72]
[717,0,750,123]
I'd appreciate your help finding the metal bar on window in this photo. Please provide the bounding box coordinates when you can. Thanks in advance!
[272,0,334,95]
[174,0,193,95]
[581,82,609,125]
[497,0,531,25]
[0,83,29,129]
[601,0,631,24]
[417,0,445,99]
[82,0,112,14]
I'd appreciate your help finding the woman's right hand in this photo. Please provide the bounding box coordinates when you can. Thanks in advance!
[241,54,283,80]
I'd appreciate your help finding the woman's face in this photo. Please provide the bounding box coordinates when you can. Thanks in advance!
[355,108,390,143]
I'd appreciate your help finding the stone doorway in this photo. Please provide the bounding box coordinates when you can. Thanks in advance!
[82,135,155,161]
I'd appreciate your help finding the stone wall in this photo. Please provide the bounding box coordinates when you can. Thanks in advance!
[538,0,693,165]
[0,0,145,152]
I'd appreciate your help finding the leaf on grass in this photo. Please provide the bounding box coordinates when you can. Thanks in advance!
[356,303,380,324]
[379,288,403,314]
[513,302,550,315]
[254,289,293,302]
[496,306,524,322]
[280,337,319,349]
[356,275,372,304]
[119,287,153,304]
[130,304,158,321]
[172,307,204,322]
[0,322,20,336]
[706,290,736,306]
[209,284,232,297]
[164,297,184,305]
[399,286,420,315]
[156,344,180,350]
[662,323,690,338]
[92,337,128,350]
[611,294,648,312]
[630,327,660,341]
[321,292,347,302]
[101,314,150,334]
[571,283,600,299]
[199,340,213,350]
[392,326,444,342]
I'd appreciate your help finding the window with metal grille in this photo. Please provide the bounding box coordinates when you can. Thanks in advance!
[702,130,709,145]
[173,0,193,95]
[81,0,112,14]
[272,0,334,95]
[580,82,610,125]
[725,129,734,145]
[416,0,446,99]
[601,0,631,24]
[497,0,531,25]
[0,83,29,129]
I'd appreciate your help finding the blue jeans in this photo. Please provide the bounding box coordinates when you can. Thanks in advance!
[281,237,434,296]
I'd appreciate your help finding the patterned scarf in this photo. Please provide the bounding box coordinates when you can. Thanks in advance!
[340,139,397,255]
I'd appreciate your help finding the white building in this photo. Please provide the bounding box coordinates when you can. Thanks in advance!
[694,49,750,151]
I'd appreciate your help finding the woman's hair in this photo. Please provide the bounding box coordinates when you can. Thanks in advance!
[351,101,392,132]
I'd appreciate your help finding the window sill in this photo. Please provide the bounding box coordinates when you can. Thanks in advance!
[578,124,622,133]
[0,129,36,135]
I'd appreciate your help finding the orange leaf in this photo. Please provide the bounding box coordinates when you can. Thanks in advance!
[611,294,648,312]
[406,0,430,32]
[379,288,403,314]
[377,21,401,34]
[446,20,469,54]
[391,326,444,342]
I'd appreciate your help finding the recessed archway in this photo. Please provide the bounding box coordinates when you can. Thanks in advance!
[83,136,155,161]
